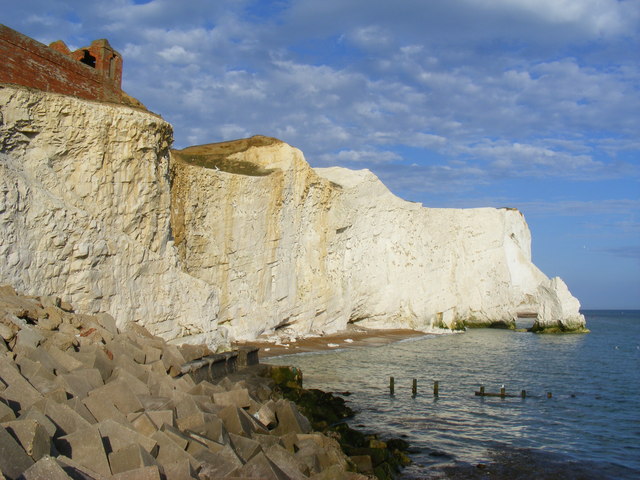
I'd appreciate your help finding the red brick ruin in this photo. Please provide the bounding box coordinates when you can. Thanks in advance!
[0,24,129,105]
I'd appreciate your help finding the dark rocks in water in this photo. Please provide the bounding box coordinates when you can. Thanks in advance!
[268,364,412,479]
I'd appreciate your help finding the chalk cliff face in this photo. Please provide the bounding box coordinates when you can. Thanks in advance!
[0,84,586,347]
[0,85,222,345]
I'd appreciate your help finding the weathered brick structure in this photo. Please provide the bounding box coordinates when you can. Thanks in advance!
[0,24,139,106]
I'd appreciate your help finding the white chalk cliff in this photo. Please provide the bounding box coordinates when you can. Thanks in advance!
[0,85,586,349]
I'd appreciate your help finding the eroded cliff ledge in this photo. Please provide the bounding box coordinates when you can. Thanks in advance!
[0,85,586,349]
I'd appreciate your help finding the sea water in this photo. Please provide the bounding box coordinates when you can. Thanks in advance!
[268,311,640,479]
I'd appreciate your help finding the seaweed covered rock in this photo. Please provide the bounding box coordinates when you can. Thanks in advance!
[267,365,411,479]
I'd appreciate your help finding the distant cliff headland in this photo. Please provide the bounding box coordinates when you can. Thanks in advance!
[0,25,587,350]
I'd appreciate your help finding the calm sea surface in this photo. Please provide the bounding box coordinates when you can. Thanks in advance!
[268,311,640,479]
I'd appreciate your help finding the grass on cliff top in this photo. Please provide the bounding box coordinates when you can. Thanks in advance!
[172,135,280,176]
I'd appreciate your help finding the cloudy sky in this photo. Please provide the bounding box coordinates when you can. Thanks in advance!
[3,0,639,308]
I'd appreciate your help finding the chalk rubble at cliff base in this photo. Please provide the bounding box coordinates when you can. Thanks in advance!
[0,285,376,480]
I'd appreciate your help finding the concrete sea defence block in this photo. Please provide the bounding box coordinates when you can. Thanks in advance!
[273,400,312,436]
[0,424,34,478]
[0,286,392,479]
[264,443,311,480]
[43,400,93,437]
[55,454,111,480]
[97,418,157,455]
[20,456,73,480]
[108,443,159,475]
[0,358,43,413]
[232,450,291,480]
[111,465,163,480]
[228,432,262,462]
[151,430,201,473]
[83,393,129,424]
[196,444,243,479]
[87,379,144,415]
[127,412,160,437]
[55,425,111,477]
[2,418,53,460]
[213,388,252,408]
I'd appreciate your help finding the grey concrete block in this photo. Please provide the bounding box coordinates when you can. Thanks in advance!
[41,387,69,404]
[15,356,57,393]
[179,344,213,363]
[66,396,98,424]
[108,443,158,475]
[87,380,143,415]
[108,355,148,384]
[83,394,128,424]
[45,345,85,372]
[252,433,282,451]
[75,345,114,382]
[145,410,174,430]
[95,313,118,336]
[140,344,162,364]
[159,423,190,450]
[265,444,311,480]
[14,327,45,350]
[126,412,159,438]
[2,418,52,460]
[160,345,186,377]
[97,418,157,455]
[188,381,225,397]
[55,454,111,480]
[160,459,192,480]
[20,456,73,480]
[213,388,251,409]
[233,451,291,480]
[175,395,202,420]
[0,424,34,478]
[137,395,172,411]
[228,432,262,462]
[151,430,201,473]
[108,368,150,396]
[57,372,96,400]
[0,359,43,413]
[55,425,111,477]
[18,346,63,376]
[296,434,349,473]
[273,400,311,435]
[44,399,92,437]
[173,375,196,392]
[218,405,266,437]
[195,444,243,479]
[18,409,57,437]
[111,465,162,480]
[182,430,224,454]
[177,413,227,445]
[0,400,16,422]
[278,432,298,453]
[255,400,277,429]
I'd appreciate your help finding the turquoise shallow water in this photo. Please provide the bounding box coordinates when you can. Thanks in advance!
[268,311,640,479]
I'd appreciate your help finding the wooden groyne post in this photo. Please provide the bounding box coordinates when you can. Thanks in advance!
[433,381,439,397]
[390,376,395,395]
[412,378,417,397]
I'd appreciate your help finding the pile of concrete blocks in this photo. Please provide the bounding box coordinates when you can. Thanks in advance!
[0,286,370,480]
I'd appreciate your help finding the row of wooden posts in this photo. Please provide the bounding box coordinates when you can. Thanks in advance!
[389,377,552,398]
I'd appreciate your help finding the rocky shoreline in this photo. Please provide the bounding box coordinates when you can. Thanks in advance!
[0,285,409,479]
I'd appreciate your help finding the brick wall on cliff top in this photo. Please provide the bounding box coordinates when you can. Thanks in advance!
[0,24,123,104]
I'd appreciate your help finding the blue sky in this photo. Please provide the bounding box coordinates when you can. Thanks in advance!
[2,0,639,308]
